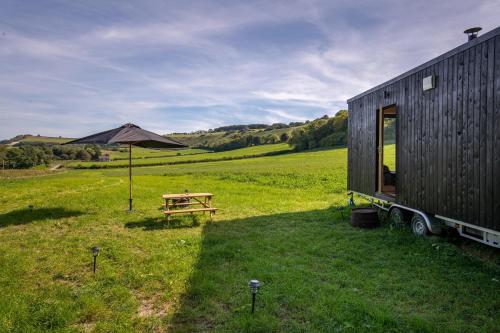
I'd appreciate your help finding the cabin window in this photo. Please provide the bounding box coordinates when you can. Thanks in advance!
[377,105,397,196]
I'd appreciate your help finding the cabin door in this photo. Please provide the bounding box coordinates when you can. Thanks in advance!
[377,105,397,196]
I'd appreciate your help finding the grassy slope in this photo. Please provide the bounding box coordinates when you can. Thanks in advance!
[70,144,292,168]
[8,125,295,148]
[0,147,498,332]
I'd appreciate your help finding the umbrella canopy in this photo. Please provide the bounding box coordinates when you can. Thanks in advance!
[65,123,186,148]
[65,123,187,210]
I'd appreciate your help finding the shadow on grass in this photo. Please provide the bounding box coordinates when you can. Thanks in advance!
[125,216,200,231]
[0,207,84,228]
[169,206,500,332]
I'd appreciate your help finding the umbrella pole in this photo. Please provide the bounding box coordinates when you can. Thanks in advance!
[129,143,132,211]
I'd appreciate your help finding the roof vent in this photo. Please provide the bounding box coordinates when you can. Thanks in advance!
[464,27,482,41]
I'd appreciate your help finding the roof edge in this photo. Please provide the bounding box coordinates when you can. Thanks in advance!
[347,26,500,103]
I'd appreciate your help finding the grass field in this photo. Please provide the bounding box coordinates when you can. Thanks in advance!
[70,144,292,168]
[0,146,498,332]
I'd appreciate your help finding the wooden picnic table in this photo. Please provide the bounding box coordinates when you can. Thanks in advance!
[162,193,217,221]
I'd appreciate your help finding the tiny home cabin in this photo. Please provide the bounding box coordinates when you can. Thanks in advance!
[347,26,500,247]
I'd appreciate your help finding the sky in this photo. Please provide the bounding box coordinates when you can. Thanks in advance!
[0,0,499,139]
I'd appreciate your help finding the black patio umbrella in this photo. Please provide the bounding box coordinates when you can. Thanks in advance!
[65,123,187,210]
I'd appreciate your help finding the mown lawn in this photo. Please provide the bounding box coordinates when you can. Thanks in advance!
[0,146,498,332]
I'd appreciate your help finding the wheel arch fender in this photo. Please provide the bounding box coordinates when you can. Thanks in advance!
[388,204,435,233]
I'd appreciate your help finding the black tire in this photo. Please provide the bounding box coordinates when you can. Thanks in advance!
[389,208,406,228]
[411,214,429,236]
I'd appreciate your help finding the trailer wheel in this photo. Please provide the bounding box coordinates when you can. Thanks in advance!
[411,214,429,236]
[389,208,405,228]
[377,208,388,221]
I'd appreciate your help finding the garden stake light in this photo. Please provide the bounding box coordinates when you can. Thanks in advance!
[91,246,100,274]
[249,279,260,314]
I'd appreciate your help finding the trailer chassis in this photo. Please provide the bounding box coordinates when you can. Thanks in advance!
[349,191,500,248]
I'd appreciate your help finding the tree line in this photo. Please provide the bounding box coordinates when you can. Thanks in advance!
[0,143,101,169]
[169,120,312,135]
[288,110,348,151]
[200,132,290,152]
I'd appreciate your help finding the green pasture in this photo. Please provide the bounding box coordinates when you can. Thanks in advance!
[69,144,292,168]
[0,146,498,332]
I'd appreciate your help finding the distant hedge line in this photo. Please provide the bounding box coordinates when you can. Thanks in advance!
[111,151,211,161]
[69,149,291,169]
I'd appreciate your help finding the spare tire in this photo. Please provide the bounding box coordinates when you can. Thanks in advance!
[350,208,380,229]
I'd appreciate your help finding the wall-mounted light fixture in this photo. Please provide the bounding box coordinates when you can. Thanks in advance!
[423,75,436,91]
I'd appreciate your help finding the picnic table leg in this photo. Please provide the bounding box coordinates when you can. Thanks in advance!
[165,199,171,222]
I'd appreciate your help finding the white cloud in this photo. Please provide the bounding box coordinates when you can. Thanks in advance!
[263,109,309,122]
[1,0,499,138]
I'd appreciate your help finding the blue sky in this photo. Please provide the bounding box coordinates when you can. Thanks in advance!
[0,0,499,139]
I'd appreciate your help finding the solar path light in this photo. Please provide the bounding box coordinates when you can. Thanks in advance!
[249,279,261,314]
[91,246,100,274]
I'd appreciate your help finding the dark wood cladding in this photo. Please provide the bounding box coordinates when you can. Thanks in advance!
[348,28,500,232]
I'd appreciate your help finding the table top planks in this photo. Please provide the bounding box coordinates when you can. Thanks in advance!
[162,193,213,199]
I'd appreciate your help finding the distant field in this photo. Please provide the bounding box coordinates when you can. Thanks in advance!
[0,146,498,332]
[104,147,209,160]
[17,135,73,144]
[6,125,297,148]
[70,143,292,168]
[0,169,63,179]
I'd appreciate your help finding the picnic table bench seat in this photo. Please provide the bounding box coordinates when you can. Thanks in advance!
[163,208,218,215]
[162,192,217,221]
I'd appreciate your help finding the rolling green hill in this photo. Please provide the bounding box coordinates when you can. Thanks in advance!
[3,112,344,151]
[170,126,293,148]
[3,127,292,148]
[2,112,348,170]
